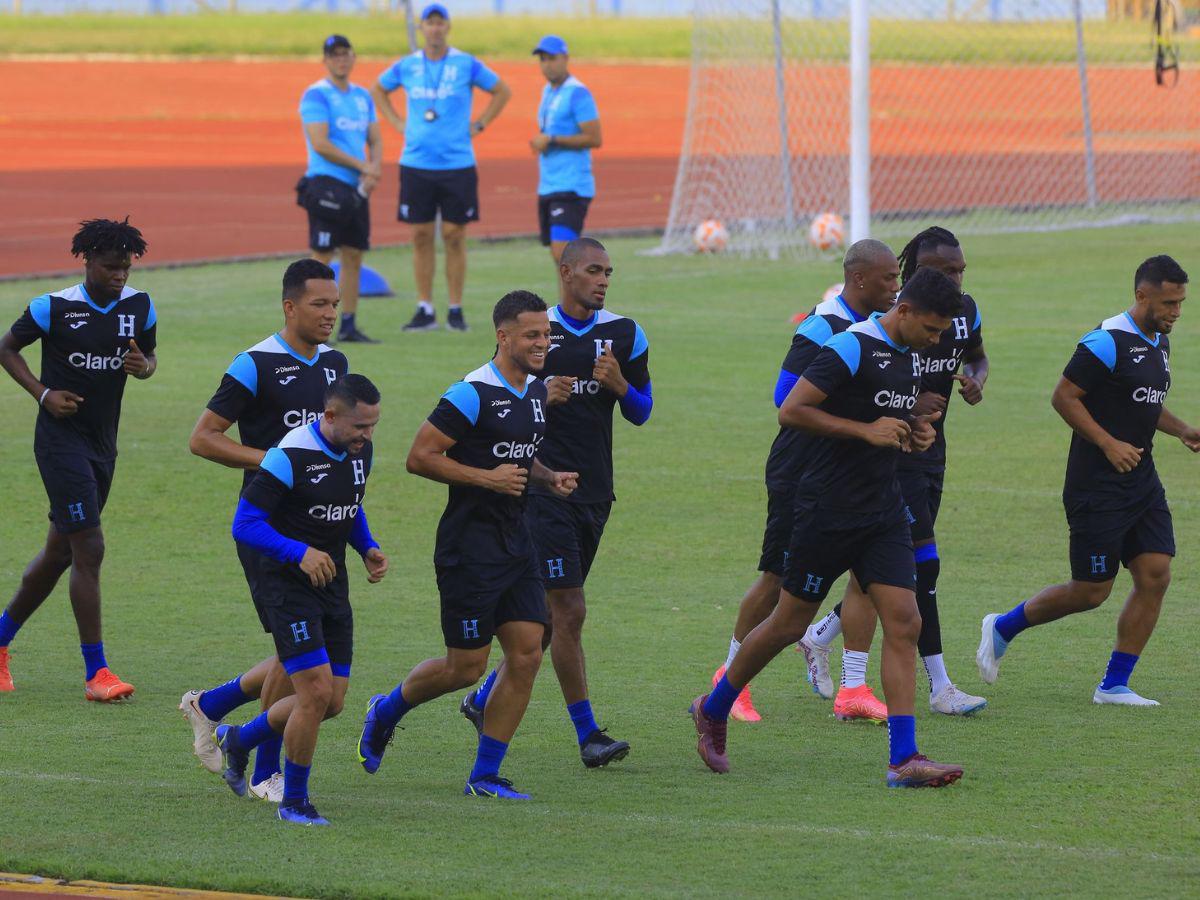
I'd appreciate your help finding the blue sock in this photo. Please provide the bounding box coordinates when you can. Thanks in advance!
[1099,651,1139,691]
[252,734,283,784]
[376,682,413,728]
[197,673,252,722]
[994,601,1030,643]
[80,642,107,680]
[0,611,21,647]
[702,673,741,722]
[341,312,355,332]
[283,757,310,802]
[567,699,599,745]
[887,715,918,766]
[475,668,499,708]
[469,734,508,783]
[235,711,277,752]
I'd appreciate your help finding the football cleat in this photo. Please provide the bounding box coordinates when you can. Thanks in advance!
[887,754,964,788]
[464,775,531,800]
[357,693,396,774]
[249,771,284,803]
[459,689,485,736]
[689,694,729,774]
[179,689,223,773]
[1093,685,1160,706]
[797,631,835,700]
[833,684,887,723]
[85,667,134,702]
[277,800,329,825]
[214,724,249,797]
[580,729,630,768]
[976,613,1007,684]
[929,683,988,716]
[336,327,380,344]
[0,647,13,692]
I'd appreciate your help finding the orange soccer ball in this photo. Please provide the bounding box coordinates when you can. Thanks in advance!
[693,219,729,253]
[808,213,845,252]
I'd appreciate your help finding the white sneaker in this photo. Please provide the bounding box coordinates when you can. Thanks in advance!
[249,771,284,802]
[1093,685,1160,706]
[797,630,834,700]
[930,683,988,716]
[179,689,222,774]
[976,613,1007,685]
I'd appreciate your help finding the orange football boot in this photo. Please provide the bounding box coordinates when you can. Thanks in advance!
[85,667,134,702]
[0,647,13,692]
[833,684,887,723]
[712,665,761,723]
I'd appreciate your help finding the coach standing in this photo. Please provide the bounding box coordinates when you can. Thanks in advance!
[372,4,512,333]
[530,35,601,266]
[299,34,383,344]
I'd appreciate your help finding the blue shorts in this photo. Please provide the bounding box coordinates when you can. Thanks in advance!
[538,191,591,245]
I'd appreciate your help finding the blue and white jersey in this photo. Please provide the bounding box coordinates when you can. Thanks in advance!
[378,48,500,171]
[537,75,599,197]
[299,78,377,186]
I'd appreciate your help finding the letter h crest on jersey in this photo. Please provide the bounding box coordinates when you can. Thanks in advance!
[352,459,366,486]
[118,314,136,338]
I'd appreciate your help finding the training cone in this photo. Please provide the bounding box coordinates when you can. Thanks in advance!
[330,262,394,297]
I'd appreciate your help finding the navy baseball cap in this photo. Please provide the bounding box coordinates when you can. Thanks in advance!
[421,3,450,19]
[323,34,352,54]
[533,35,569,56]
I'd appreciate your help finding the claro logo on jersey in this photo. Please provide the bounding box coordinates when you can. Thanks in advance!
[493,433,543,460]
[284,409,322,428]
[69,349,126,370]
[918,352,963,375]
[1132,386,1168,404]
[570,379,605,396]
[309,493,362,521]
[874,389,917,410]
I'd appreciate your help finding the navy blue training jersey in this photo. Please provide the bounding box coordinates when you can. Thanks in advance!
[9,283,157,461]
[427,361,549,566]
[901,293,983,472]
[1061,311,1170,506]
[765,295,862,491]
[243,422,373,570]
[528,305,649,505]
[796,314,922,519]
[206,333,348,491]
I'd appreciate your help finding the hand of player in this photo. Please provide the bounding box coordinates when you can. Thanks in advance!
[530,133,551,154]
[1101,438,1143,473]
[592,345,628,396]
[952,374,984,405]
[544,375,577,407]
[1179,427,1200,453]
[862,416,911,449]
[483,463,528,497]
[300,547,337,588]
[42,389,83,418]
[547,470,579,498]
[123,339,151,377]
[911,390,947,418]
[905,411,942,453]
[363,547,389,583]
[359,172,380,196]
[470,120,487,137]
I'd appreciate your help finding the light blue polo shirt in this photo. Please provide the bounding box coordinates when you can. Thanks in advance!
[299,79,377,186]
[537,75,599,197]
[378,47,500,171]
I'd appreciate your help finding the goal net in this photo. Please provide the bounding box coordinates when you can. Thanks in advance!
[654,0,1200,256]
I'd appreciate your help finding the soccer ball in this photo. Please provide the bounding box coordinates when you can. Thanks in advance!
[693,219,728,254]
[808,213,845,252]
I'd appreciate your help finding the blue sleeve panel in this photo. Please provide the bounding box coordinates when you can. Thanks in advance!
[573,87,600,123]
[774,369,800,408]
[349,508,380,556]
[795,314,833,346]
[442,381,480,425]
[471,56,500,90]
[1079,329,1117,371]
[973,306,982,331]
[378,62,403,93]
[225,352,258,396]
[825,331,861,376]
[630,323,649,360]
[29,294,51,333]
[618,379,653,426]
[231,499,307,564]
[299,87,328,122]
[145,298,157,329]
[259,447,293,488]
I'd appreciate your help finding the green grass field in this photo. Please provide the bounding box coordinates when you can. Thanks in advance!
[1,229,1198,898]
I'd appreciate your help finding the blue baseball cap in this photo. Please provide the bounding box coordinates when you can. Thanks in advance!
[421,3,449,19]
[323,34,352,55]
[532,35,569,56]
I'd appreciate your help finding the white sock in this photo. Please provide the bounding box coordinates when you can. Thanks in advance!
[923,653,951,696]
[418,300,434,315]
[724,636,741,672]
[841,650,868,688]
[810,610,843,648]
[449,302,462,311]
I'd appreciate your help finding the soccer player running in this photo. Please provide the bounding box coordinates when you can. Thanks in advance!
[372,3,512,332]
[690,267,967,788]
[979,255,1195,707]
[299,34,383,344]
[801,226,990,716]
[530,36,602,267]
[0,218,156,700]
[180,259,349,802]
[712,240,898,723]
[357,291,578,800]
[212,374,387,826]
[461,238,650,767]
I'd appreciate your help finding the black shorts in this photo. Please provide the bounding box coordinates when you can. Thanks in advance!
[897,466,945,544]
[526,494,611,590]
[257,566,354,673]
[399,165,479,224]
[538,192,591,246]
[437,554,548,650]
[758,484,795,577]
[236,541,271,633]
[1066,490,1175,582]
[304,175,370,251]
[782,502,915,603]
[36,452,115,534]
